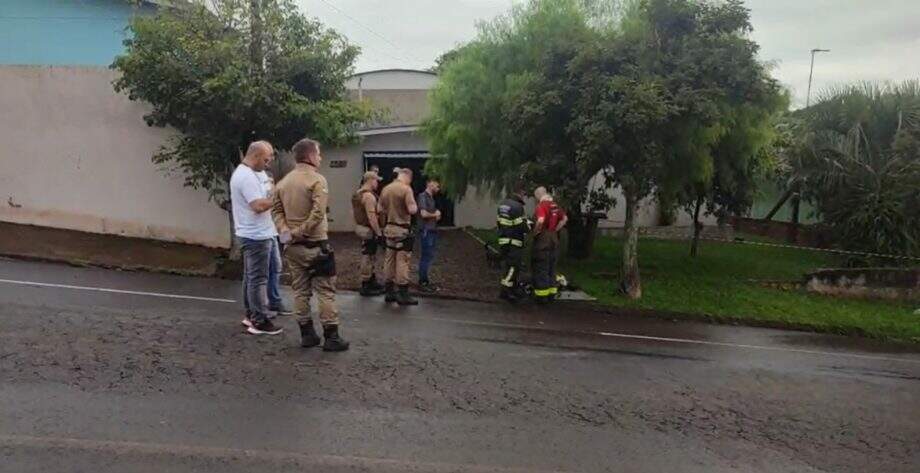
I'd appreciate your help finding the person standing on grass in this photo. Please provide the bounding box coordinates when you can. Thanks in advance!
[416,178,442,292]
[272,138,349,351]
[230,140,283,335]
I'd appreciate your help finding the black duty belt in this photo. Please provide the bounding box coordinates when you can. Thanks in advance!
[292,239,328,248]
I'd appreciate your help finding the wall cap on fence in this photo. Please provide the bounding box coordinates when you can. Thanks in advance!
[805,268,919,301]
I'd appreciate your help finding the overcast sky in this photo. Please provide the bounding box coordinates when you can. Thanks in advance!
[297,0,920,108]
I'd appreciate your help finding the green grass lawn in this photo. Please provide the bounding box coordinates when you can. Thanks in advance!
[470,228,919,343]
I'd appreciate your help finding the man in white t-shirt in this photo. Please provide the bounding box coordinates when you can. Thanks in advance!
[230,140,282,335]
[242,169,292,318]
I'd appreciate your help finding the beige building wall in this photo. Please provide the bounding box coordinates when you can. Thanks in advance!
[318,130,497,231]
[346,70,438,129]
[348,89,431,127]
[0,66,716,250]
[0,66,230,248]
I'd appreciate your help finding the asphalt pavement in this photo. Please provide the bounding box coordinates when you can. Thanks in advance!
[0,258,918,472]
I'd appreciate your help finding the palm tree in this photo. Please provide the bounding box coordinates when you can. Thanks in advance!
[779,81,920,258]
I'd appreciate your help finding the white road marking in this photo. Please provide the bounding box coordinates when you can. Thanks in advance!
[410,316,920,365]
[0,275,915,365]
[0,435,565,473]
[0,278,236,303]
[594,331,920,364]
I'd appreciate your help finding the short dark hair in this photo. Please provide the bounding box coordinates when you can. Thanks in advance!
[292,138,320,163]
[427,177,440,184]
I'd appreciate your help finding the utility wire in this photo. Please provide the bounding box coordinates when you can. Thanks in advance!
[0,16,127,20]
[312,0,425,65]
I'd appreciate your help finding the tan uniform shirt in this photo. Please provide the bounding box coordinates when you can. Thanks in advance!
[272,163,329,242]
[352,188,377,228]
[378,181,416,228]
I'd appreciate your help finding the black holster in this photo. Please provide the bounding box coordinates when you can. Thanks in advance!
[310,242,337,277]
[361,237,379,256]
[385,231,415,252]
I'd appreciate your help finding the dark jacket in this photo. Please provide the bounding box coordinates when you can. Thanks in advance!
[497,196,527,247]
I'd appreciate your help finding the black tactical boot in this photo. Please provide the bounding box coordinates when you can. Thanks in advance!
[384,282,398,303]
[397,285,419,306]
[360,279,385,297]
[299,321,321,348]
[322,325,350,352]
[368,274,385,293]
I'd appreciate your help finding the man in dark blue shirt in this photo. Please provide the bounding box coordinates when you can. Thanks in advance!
[417,178,442,292]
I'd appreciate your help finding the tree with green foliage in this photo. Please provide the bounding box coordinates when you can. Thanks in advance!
[568,0,783,297]
[669,100,788,258]
[785,81,920,259]
[424,0,612,259]
[112,0,371,254]
[426,0,782,299]
[429,46,469,74]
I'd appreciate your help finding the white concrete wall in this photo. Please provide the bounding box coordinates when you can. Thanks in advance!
[587,173,718,229]
[0,66,718,249]
[317,130,501,232]
[0,66,230,247]
[345,69,438,91]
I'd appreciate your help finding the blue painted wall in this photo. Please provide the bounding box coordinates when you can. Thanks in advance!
[0,0,156,66]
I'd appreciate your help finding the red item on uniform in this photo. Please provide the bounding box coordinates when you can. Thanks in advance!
[535,199,566,232]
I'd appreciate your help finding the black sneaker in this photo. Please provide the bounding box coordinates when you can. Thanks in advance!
[247,320,284,335]
[269,303,294,316]
[418,281,439,293]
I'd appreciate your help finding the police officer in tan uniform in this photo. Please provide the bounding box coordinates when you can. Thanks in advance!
[272,138,349,351]
[377,168,419,305]
[352,171,385,296]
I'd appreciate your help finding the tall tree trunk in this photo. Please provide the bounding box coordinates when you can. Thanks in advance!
[620,189,641,299]
[566,211,598,260]
[788,188,801,243]
[249,0,263,76]
[690,196,703,257]
[763,187,794,221]
[227,210,241,261]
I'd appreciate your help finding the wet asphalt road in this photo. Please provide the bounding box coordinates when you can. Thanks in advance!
[0,259,918,473]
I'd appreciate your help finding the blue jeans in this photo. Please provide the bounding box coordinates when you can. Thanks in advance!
[418,229,437,284]
[267,237,283,308]
[240,237,273,325]
[243,238,283,314]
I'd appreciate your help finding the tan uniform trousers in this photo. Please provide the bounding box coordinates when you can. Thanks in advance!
[355,224,378,282]
[284,244,339,326]
[383,225,412,286]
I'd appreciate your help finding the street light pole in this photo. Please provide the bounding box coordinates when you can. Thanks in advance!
[805,48,830,109]
[791,48,830,243]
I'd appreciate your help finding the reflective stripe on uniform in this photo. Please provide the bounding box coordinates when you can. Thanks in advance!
[533,287,558,297]
[497,217,524,227]
[497,237,524,247]
[501,267,516,288]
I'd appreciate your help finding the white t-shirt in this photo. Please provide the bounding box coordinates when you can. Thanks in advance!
[230,164,278,240]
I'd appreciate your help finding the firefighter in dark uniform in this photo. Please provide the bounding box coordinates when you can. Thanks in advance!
[531,186,567,303]
[497,189,528,302]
